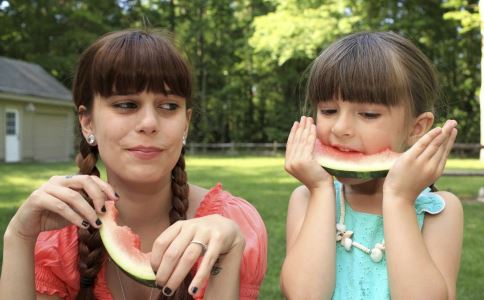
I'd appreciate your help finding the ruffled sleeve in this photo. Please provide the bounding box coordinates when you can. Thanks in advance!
[414,188,446,229]
[195,183,268,300]
[34,226,80,299]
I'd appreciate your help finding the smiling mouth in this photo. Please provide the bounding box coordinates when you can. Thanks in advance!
[332,145,361,153]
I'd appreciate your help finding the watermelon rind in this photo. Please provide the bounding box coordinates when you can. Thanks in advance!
[314,141,398,179]
[321,165,389,179]
[99,203,157,287]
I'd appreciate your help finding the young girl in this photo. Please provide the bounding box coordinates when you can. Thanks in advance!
[0,29,267,300]
[281,32,463,299]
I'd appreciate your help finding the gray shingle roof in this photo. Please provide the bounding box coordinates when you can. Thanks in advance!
[0,56,71,102]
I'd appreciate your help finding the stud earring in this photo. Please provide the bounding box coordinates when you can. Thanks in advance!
[182,135,187,146]
[86,134,96,145]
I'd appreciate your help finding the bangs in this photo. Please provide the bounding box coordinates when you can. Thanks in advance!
[307,33,410,107]
[90,30,191,102]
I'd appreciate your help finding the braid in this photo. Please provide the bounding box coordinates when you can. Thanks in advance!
[158,147,192,300]
[169,147,189,224]
[76,138,105,300]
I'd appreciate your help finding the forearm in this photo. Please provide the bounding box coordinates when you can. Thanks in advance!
[203,242,245,300]
[383,198,447,299]
[281,186,336,300]
[0,225,37,300]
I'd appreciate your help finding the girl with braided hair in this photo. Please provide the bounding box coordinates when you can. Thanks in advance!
[0,29,267,300]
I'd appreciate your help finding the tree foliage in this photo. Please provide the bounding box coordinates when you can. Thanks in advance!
[0,0,481,145]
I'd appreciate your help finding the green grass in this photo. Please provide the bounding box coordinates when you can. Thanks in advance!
[1,157,483,299]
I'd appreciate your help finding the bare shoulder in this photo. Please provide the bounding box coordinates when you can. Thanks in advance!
[433,191,463,219]
[423,190,463,234]
[289,185,311,206]
[287,185,311,221]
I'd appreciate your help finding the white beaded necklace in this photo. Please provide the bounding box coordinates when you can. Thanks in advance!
[336,185,386,263]
[110,258,155,300]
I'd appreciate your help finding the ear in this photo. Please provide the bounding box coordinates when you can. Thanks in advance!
[78,105,94,139]
[184,108,192,136]
[407,112,434,145]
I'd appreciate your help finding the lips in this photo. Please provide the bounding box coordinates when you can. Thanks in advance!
[127,146,162,159]
[330,144,361,154]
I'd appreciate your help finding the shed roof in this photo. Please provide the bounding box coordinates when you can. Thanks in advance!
[0,56,71,102]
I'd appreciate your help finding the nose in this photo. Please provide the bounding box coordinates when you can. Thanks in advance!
[331,112,353,138]
[135,107,158,134]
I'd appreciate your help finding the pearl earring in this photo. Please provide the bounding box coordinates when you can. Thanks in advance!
[182,135,187,146]
[86,134,96,145]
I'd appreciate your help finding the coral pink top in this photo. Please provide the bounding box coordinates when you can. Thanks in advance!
[34,184,267,299]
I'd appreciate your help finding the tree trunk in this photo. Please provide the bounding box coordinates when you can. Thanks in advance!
[480,0,484,161]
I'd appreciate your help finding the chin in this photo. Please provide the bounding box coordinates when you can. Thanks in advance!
[335,177,374,185]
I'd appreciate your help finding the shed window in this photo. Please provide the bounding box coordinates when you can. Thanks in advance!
[6,112,16,135]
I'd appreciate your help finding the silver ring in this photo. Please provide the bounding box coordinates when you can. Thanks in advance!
[190,240,208,255]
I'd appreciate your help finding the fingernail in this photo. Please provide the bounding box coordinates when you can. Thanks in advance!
[162,287,173,296]
[101,205,106,213]
[191,287,198,294]
[82,220,89,228]
[95,218,102,226]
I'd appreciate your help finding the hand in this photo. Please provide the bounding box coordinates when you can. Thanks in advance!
[285,116,333,191]
[383,120,458,201]
[150,214,245,296]
[8,175,118,239]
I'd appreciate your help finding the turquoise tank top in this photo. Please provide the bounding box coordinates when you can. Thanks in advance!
[332,181,445,299]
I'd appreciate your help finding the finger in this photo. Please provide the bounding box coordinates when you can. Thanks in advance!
[285,121,299,156]
[89,175,119,201]
[60,175,109,213]
[151,221,184,281]
[303,124,317,158]
[418,128,448,161]
[155,232,195,288]
[293,116,307,146]
[424,120,457,162]
[188,238,224,296]
[409,127,442,158]
[45,185,101,228]
[437,127,457,171]
[38,192,91,229]
[163,238,208,296]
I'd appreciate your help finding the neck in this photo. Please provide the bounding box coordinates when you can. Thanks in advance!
[343,179,385,215]
[106,173,174,233]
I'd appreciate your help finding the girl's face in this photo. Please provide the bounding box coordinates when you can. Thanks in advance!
[81,90,190,184]
[316,99,416,185]
[316,100,411,155]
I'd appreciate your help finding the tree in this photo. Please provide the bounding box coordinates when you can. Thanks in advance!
[481,0,484,161]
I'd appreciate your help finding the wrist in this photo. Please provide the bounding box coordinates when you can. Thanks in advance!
[5,217,39,243]
[4,226,37,248]
[307,179,334,194]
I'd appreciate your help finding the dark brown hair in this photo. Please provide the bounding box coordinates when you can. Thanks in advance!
[306,31,439,117]
[73,29,192,300]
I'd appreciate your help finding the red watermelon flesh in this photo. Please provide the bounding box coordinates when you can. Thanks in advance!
[99,201,156,287]
[313,139,400,178]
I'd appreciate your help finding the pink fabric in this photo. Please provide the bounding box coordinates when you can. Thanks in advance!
[34,183,267,299]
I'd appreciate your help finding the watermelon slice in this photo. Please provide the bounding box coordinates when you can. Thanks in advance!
[99,201,157,287]
[313,140,400,179]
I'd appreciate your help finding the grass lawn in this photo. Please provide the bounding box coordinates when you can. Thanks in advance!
[1,157,483,299]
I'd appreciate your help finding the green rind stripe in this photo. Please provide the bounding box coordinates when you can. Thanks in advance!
[99,225,156,285]
[111,258,157,287]
[322,166,389,179]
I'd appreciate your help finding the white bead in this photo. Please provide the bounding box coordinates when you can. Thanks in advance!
[343,238,352,251]
[370,247,383,262]
[336,223,346,232]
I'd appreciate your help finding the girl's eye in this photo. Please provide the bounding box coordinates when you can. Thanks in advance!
[114,102,138,110]
[360,112,380,119]
[160,103,179,111]
[320,109,337,115]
